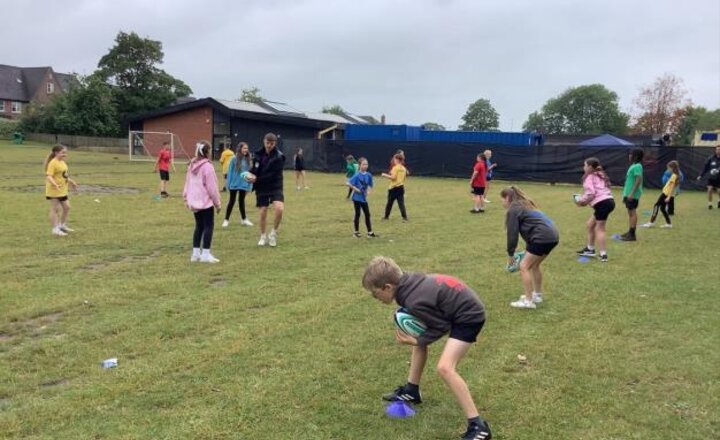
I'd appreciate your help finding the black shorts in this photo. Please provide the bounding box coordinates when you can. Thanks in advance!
[46,196,68,202]
[592,198,615,221]
[295,166,304,172]
[622,196,639,210]
[471,186,485,196]
[449,320,485,344]
[526,241,558,257]
[708,178,720,189]
[486,175,493,181]
[159,170,170,181]
[256,192,284,207]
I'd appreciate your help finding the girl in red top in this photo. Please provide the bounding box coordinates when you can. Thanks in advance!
[154,142,172,197]
[469,153,487,213]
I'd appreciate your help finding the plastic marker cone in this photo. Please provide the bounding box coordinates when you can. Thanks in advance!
[385,401,416,418]
[611,233,622,241]
[577,256,590,263]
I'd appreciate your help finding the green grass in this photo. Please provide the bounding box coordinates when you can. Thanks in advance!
[0,140,718,439]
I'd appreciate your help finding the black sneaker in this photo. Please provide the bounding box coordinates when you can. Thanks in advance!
[353,231,361,238]
[382,385,422,404]
[461,420,492,440]
[367,232,378,238]
[599,254,608,263]
[709,205,713,210]
[717,201,720,209]
[470,209,480,214]
[576,247,596,256]
[619,232,636,242]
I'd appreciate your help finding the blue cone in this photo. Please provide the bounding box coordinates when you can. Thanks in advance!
[385,401,416,418]
[577,256,590,264]
[611,233,622,241]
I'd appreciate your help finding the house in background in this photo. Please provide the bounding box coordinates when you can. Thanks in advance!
[0,65,76,119]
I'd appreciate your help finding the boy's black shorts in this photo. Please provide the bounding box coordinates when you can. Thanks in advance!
[449,320,485,343]
[256,192,284,207]
[593,198,615,221]
[623,196,639,210]
[708,178,720,189]
[471,186,485,196]
[526,241,558,257]
[46,196,68,202]
[159,170,170,181]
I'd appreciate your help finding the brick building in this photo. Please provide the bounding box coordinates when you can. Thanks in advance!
[128,97,373,158]
[0,65,76,119]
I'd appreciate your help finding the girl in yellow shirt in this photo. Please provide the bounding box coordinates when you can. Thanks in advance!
[219,144,235,192]
[381,154,408,221]
[641,160,680,229]
[44,145,77,236]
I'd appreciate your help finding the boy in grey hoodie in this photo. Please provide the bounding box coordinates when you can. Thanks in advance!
[362,256,491,440]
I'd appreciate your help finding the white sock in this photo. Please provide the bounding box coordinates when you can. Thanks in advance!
[192,248,201,257]
[533,291,542,296]
[587,245,595,251]
[270,228,277,236]
[600,251,607,256]
[201,249,211,257]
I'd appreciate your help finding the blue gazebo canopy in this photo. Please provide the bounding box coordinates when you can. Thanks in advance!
[579,134,633,146]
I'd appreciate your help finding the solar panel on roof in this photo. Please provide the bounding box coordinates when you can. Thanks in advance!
[263,101,306,117]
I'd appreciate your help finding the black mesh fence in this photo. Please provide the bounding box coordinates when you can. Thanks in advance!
[281,139,715,191]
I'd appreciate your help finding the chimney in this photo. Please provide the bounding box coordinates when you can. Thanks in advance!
[380,114,386,125]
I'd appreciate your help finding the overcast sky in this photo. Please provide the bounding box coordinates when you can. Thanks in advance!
[2,0,718,130]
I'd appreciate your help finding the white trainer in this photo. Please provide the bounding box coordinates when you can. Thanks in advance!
[532,292,543,304]
[258,234,268,246]
[59,225,75,233]
[241,219,254,226]
[640,222,654,228]
[222,219,230,228]
[510,296,537,309]
[660,224,673,228]
[268,232,277,247]
[200,253,220,263]
[52,228,68,236]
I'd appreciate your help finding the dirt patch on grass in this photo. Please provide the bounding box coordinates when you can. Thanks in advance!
[4,184,141,194]
[40,378,69,388]
[5,311,63,339]
[210,278,227,288]
[0,333,13,342]
[81,250,161,271]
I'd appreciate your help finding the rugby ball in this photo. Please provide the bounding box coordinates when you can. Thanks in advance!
[240,171,256,182]
[506,250,525,273]
[711,168,719,176]
[394,308,427,338]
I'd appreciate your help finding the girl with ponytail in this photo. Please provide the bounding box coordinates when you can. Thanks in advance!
[642,160,680,229]
[575,157,615,263]
[45,144,77,236]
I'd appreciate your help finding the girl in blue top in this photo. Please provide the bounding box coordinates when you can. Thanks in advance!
[223,143,254,227]
[347,157,377,238]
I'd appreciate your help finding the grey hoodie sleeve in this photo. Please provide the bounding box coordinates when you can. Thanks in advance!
[506,206,521,256]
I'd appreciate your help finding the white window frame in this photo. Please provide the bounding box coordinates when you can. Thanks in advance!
[0,101,5,112]
[11,102,22,114]
[47,82,54,94]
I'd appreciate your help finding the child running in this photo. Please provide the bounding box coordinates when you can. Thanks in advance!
[662,166,684,216]
[222,142,254,228]
[154,141,172,198]
[44,144,77,236]
[183,141,222,263]
[346,157,377,238]
[642,160,680,229]
[344,155,359,199]
[469,152,487,213]
[219,143,235,192]
[362,256,491,440]
[619,148,644,241]
[294,147,309,190]
[501,186,559,309]
[575,158,615,262]
[382,154,409,221]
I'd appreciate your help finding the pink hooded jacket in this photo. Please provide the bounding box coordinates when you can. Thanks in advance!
[183,158,221,211]
[579,172,613,206]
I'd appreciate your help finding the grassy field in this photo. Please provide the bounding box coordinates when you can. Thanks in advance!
[0,140,718,439]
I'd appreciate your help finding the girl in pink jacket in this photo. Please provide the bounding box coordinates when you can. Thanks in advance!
[183,141,222,263]
[574,157,615,263]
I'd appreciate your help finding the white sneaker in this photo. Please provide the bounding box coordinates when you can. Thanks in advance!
[640,222,655,228]
[258,234,268,246]
[268,232,277,247]
[222,219,230,228]
[304,186,310,190]
[59,225,74,233]
[190,254,200,262]
[241,219,253,226]
[52,228,67,236]
[660,224,673,228]
[200,253,220,263]
[532,292,543,304]
[510,296,537,309]
[297,186,301,191]
[485,199,491,203]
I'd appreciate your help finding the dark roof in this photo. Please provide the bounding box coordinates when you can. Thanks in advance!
[128,97,349,129]
[0,64,76,101]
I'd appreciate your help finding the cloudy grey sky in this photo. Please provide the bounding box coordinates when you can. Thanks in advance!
[2,0,719,130]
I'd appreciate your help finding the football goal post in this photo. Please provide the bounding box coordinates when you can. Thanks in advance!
[128,131,192,166]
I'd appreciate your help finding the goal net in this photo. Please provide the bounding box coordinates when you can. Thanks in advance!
[128,131,192,164]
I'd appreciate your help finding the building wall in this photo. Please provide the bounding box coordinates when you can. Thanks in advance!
[143,106,213,158]
[29,69,65,106]
[0,99,27,120]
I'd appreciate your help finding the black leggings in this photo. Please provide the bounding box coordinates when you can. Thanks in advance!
[384,186,407,219]
[346,187,353,198]
[353,201,372,232]
[225,190,248,220]
[650,193,671,224]
[193,207,215,249]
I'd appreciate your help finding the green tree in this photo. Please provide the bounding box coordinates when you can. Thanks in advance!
[459,98,499,131]
[94,31,192,119]
[321,105,346,116]
[523,84,629,135]
[20,75,120,137]
[239,87,264,104]
[675,106,720,145]
[422,122,446,131]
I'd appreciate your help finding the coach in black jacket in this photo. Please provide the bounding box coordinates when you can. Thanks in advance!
[252,133,286,247]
